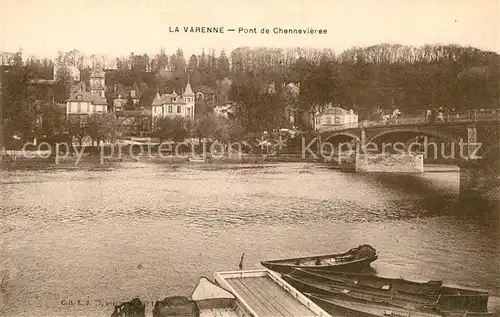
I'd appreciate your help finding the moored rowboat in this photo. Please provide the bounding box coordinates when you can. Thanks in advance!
[190,277,239,317]
[292,268,443,297]
[260,244,378,274]
[305,293,442,317]
[282,270,491,316]
[282,273,436,311]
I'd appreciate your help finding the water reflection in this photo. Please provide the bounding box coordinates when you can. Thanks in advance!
[0,162,499,317]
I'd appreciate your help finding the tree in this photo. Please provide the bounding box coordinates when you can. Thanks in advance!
[215,77,232,105]
[35,102,66,140]
[87,113,119,147]
[153,116,189,143]
[216,50,230,80]
[194,114,218,141]
[67,116,88,149]
[54,65,74,103]
[139,87,157,108]
[1,65,37,142]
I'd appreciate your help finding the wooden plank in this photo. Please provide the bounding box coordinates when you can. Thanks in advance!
[235,277,282,317]
[217,270,268,279]
[229,278,276,317]
[267,271,334,317]
[251,277,315,317]
[215,274,261,317]
[246,277,310,317]
[216,271,333,317]
[240,278,288,317]
[244,277,297,317]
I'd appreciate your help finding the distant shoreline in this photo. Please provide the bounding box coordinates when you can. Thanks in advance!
[0,153,461,173]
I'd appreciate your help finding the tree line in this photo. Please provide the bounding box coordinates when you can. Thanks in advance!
[1,43,499,149]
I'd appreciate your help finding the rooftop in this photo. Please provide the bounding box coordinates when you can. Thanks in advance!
[90,68,105,78]
[152,92,187,106]
[67,88,107,105]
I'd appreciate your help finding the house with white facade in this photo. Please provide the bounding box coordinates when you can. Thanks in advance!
[66,68,108,115]
[312,104,358,130]
[151,81,195,120]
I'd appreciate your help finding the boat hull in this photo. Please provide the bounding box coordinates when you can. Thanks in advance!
[261,254,378,274]
[282,273,491,316]
[293,268,443,297]
[305,294,441,317]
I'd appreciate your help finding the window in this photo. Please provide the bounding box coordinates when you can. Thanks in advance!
[177,106,181,113]
[325,116,332,125]
[168,106,172,113]
[173,97,177,102]
[77,102,81,113]
[76,95,82,101]
[187,107,191,116]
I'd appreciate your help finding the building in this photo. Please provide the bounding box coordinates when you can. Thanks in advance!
[312,104,358,130]
[89,68,106,98]
[213,102,236,119]
[66,68,108,115]
[115,109,152,136]
[113,83,141,111]
[195,85,215,106]
[151,81,195,120]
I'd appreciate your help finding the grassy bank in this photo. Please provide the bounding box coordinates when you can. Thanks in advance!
[0,153,320,171]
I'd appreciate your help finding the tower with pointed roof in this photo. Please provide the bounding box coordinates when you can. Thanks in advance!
[183,79,195,120]
[89,67,106,98]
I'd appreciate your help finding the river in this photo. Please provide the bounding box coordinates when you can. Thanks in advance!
[1,162,499,317]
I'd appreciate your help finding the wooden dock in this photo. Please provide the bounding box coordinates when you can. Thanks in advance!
[214,270,333,317]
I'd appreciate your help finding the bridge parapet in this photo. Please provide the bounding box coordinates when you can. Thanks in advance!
[318,109,500,133]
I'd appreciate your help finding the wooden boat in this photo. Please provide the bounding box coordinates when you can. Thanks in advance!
[282,272,491,315]
[152,296,198,317]
[282,273,437,311]
[293,268,491,313]
[305,292,492,317]
[305,293,442,317]
[436,286,491,316]
[260,244,378,274]
[292,268,443,297]
[190,277,239,317]
[214,269,333,317]
[111,298,146,317]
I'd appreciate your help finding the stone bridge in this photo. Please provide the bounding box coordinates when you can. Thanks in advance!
[317,109,500,164]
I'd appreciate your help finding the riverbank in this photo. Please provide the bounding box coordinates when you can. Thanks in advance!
[0,153,322,170]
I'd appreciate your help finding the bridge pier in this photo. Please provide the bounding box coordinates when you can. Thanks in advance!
[361,129,367,149]
[466,124,479,159]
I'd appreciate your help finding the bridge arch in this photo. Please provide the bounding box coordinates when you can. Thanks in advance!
[367,128,457,145]
[323,132,361,144]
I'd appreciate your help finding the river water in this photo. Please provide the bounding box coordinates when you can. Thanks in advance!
[1,162,499,317]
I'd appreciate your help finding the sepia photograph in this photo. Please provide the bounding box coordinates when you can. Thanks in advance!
[0,1,499,317]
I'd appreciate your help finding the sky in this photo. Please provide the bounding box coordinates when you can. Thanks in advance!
[1,0,499,60]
